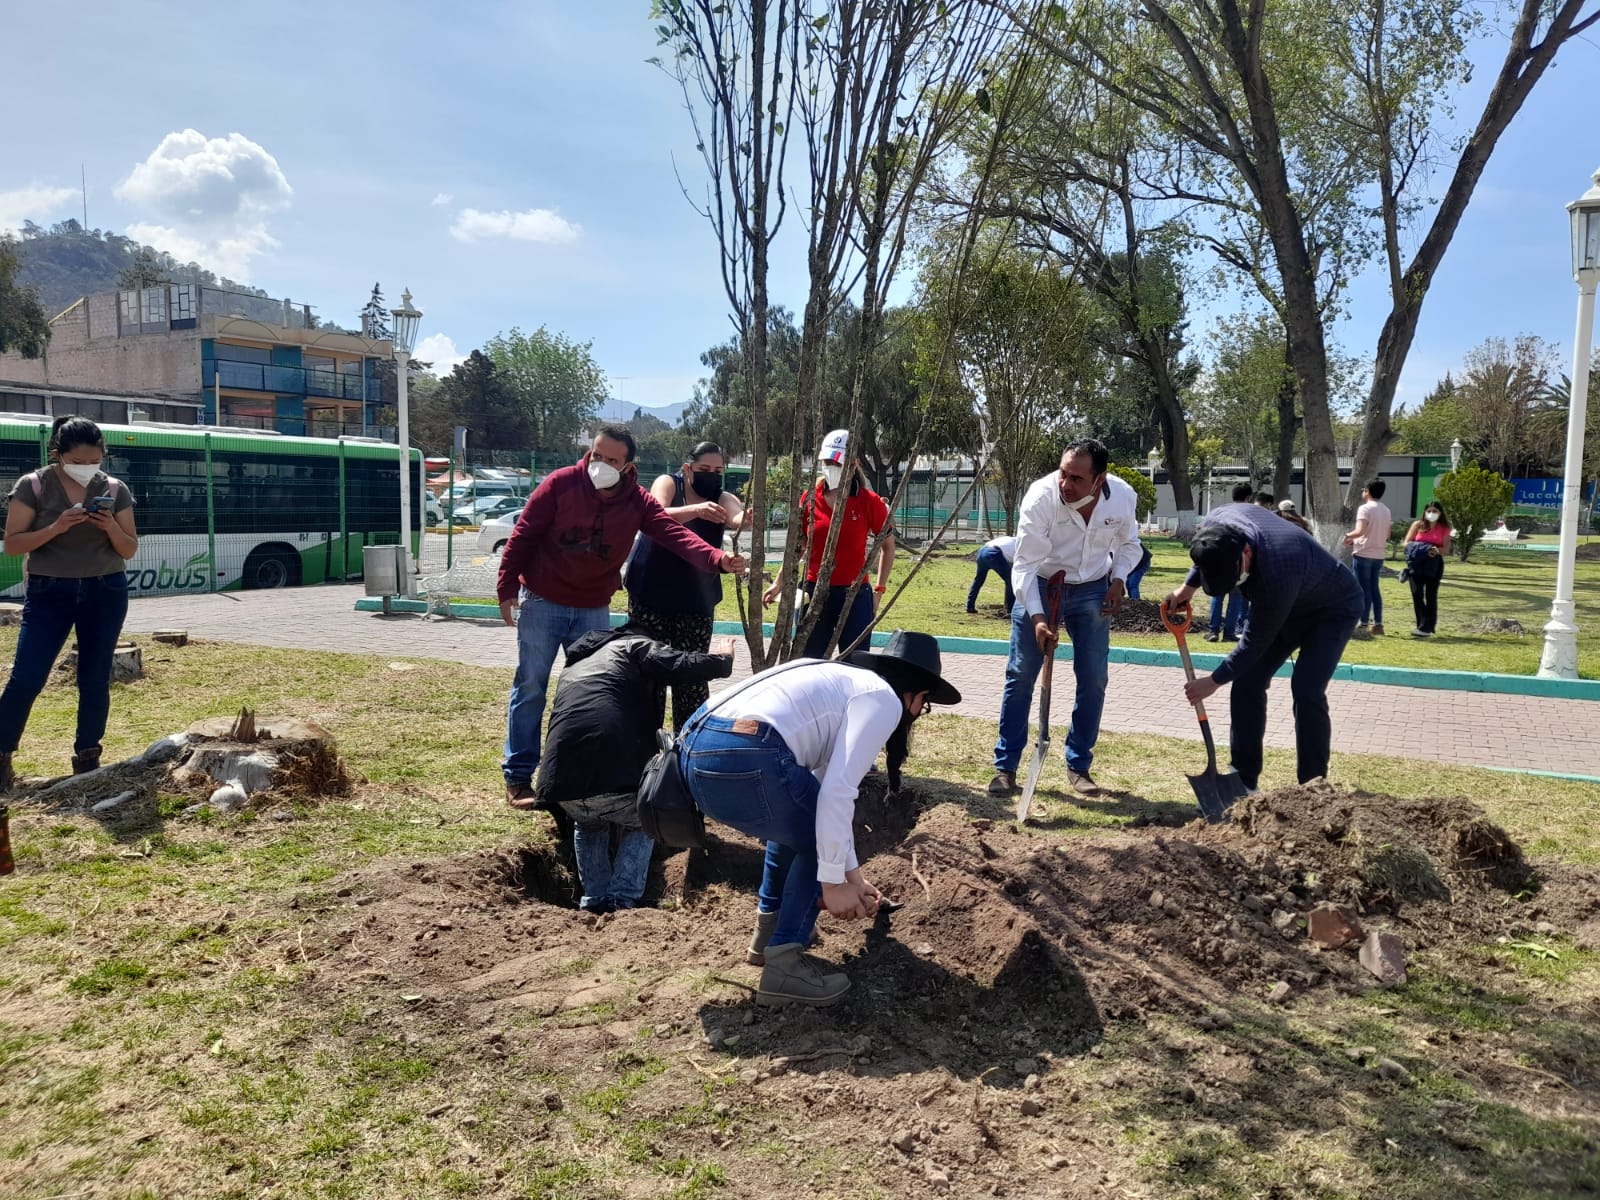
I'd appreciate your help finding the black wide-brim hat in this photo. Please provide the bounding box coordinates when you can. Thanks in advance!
[848,629,961,705]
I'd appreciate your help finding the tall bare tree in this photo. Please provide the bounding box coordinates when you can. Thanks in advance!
[659,0,1016,663]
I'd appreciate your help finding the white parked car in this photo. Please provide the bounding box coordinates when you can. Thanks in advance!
[478,511,517,556]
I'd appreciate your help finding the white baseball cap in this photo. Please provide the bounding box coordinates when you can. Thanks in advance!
[819,429,850,466]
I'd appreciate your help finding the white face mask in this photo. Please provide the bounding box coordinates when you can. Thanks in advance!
[1065,490,1095,511]
[587,460,621,490]
[62,462,102,487]
[1425,511,1441,522]
[821,463,843,490]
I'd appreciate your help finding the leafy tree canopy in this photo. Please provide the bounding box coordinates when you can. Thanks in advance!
[0,236,50,359]
[1433,464,1515,562]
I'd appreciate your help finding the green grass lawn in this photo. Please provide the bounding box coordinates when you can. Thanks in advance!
[721,537,1600,678]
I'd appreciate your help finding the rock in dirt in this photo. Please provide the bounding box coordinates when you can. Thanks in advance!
[542,1091,562,1111]
[1308,903,1364,950]
[1267,981,1292,1004]
[1019,1099,1044,1117]
[923,1164,951,1189]
[1576,921,1600,954]
[891,1129,916,1154]
[1013,1058,1038,1077]
[89,789,141,815]
[1375,1057,1413,1085]
[1359,930,1407,985]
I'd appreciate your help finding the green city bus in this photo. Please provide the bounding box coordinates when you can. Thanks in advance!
[0,417,422,599]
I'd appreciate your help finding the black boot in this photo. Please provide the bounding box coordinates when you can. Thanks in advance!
[71,748,101,775]
[0,753,13,794]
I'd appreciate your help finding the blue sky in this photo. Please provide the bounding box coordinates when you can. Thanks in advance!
[2,2,1598,419]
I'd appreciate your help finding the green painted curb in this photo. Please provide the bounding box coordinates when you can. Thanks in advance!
[359,600,1600,700]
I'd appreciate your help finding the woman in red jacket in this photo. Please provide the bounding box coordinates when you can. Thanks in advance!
[762,429,895,659]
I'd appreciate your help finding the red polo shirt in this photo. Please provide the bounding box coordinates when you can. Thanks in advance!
[802,481,890,586]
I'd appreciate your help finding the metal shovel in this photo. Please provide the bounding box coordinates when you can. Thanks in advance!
[1159,598,1250,823]
[1016,572,1066,824]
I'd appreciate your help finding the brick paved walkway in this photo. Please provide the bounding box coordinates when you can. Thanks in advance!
[120,583,1600,778]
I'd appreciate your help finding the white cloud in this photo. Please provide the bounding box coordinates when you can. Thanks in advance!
[127,221,279,282]
[431,192,453,207]
[0,185,78,232]
[114,130,291,281]
[449,207,580,244]
[116,130,291,219]
[415,333,469,375]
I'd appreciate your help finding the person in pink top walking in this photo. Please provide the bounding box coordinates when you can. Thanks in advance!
[1402,502,1453,637]
[1343,479,1393,635]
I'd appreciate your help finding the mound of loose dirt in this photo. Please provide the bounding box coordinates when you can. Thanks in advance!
[1576,541,1600,560]
[1110,598,1171,635]
[284,779,1600,1197]
[302,780,1597,1061]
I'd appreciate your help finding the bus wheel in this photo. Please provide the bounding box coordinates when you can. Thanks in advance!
[243,548,301,590]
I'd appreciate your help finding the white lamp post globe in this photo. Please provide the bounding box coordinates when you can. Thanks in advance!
[1449,437,1462,473]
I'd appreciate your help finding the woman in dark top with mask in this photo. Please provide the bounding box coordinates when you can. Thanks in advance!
[626,442,745,728]
[1,416,139,792]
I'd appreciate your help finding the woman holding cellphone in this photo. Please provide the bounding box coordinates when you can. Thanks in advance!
[0,416,139,791]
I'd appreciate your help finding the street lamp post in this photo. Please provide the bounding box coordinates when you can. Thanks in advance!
[1449,437,1462,473]
[390,289,423,590]
[1539,170,1600,680]
[1147,446,1160,482]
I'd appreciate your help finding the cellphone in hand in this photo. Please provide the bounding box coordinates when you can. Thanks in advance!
[87,494,116,513]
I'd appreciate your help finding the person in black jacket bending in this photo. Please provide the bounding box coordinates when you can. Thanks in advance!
[1163,503,1362,790]
[534,626,736,912]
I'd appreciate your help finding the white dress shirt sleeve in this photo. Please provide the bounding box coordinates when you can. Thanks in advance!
[814,688,902,884]
[1010,481,1054,618]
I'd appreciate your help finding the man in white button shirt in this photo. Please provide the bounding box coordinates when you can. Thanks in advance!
[677,630,960,1008]
[990,439,1142,798]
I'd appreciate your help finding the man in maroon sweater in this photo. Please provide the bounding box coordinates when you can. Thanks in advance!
[498,426,746,807]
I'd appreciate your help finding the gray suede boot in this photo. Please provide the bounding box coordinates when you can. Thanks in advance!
[747,909,779,966]
[755,942,850,1008]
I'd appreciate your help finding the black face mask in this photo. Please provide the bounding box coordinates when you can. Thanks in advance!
[690,471,722,501]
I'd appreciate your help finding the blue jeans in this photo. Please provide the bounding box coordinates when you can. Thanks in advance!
[994,577,1111,776]
[801,583,874,658]
[502,590,610,785]
[1228,612,1357,789]
[1351,556,1383,624]
[967,545,1015,611]
[573,821,654,912]
[1126,552,1151,600]
[1208,589,1248,637]
[680,715,824,949]
[0,572,130,757]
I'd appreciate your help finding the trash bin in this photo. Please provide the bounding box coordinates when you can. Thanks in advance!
[363,545,404,602]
